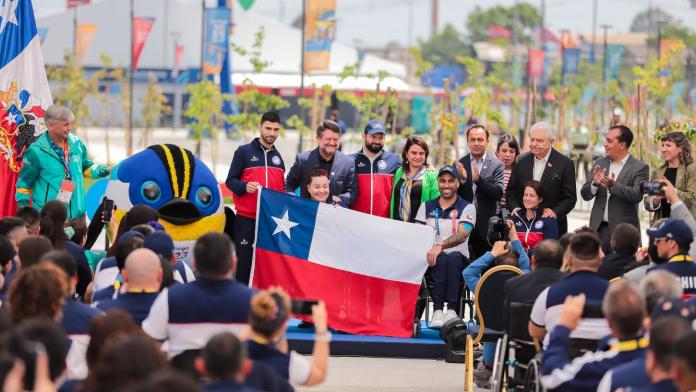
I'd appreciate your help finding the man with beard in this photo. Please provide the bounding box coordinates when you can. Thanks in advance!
[285,119,357,207]
[225,111,285,285]
[351,120,400,217]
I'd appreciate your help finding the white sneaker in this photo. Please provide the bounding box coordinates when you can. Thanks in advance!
[445,309,458,322]
[429,310,445,329]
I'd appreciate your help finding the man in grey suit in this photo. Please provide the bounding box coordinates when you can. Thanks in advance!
[455,124,505,260]
[580,125,649,254]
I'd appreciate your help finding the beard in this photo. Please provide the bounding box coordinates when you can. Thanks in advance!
[365,142,383,154]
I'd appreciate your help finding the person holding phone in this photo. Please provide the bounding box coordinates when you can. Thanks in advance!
[246,288,329,387]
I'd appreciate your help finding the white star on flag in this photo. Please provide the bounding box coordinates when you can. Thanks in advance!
[272,210,299,239]
[0,0,19,35]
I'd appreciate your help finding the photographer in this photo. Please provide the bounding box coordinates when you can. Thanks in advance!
[462,220,530,387]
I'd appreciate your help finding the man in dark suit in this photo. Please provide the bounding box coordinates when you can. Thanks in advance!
[580,125,650,254]
[506,121,577,234]
[454,124,505,259]
[285,120,357,206]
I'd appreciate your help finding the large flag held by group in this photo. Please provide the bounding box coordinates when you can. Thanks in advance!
[0,0,52,218]
[251,189,435,338]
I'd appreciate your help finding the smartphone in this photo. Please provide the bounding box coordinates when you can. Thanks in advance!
[103,198,114,222]
[291,299,319,315]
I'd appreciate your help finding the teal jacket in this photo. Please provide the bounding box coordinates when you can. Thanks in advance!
[15,132,107,219]
[389,166,440,219]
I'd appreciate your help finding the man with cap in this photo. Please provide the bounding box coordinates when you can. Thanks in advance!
[647,218,696,295]
[144,231,196,284]
[454,124,505,259]
[351,119,401,217]
[416,165,476,327]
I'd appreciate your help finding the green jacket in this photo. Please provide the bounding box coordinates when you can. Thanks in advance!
[15,132,107,219]
[389,166,440,219]
[645,162,696,221]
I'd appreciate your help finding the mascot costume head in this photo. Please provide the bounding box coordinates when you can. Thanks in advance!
[98,144,228,264]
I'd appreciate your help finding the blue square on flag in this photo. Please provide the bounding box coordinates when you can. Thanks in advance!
[256,189,318,261]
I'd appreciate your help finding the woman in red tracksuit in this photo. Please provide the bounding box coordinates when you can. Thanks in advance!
[511,180,559,255]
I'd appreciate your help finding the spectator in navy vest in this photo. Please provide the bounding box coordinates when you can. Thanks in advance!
[510,180,559,255]
[541,281,648,391]
[351,120,400,217]
[647,218,696,296]
[144,231,195,284]
[0,217,27,295]
[92,231,145,303]
[41,250,102,380]
[246,288,329,387]
[142,233,254,364]
[285,120,357,207]
[599,223,642,281]
[454,124,505,259]
[226,111,285,286]
[195,332,258,392]
[96,248,163,326]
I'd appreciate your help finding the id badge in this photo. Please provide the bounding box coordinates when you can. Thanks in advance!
[57,180,75,204]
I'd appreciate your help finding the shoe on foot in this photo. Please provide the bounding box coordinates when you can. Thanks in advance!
[444,309,458,323]
[473,361,493,388]
[429,310,445,328]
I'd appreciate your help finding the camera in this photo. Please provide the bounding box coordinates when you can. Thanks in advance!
[640,181,665,196]
[487,216,509,246]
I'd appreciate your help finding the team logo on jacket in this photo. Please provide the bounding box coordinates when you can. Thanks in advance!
[535,220,544,229]
[272,156,281,165]
[377,160,387,170]
[358,161,366,167]
[251,156,259,162]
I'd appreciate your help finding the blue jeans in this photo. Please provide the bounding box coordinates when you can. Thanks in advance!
[483,342,496,366]
[431,251,467,313]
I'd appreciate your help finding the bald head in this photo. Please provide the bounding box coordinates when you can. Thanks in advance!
[123,248,162,291]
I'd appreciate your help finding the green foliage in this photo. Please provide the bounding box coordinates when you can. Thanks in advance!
[653,118,696,143]
[336,65,398,130]
[418,24,469,66]
[465,3,541,45]
[457,55,507,128]
[141,73,170,146]
[231,26,271,73]
[409,47,434,79]
[185,80,225,157]
[633,41,685,122]
[47,52,96,129]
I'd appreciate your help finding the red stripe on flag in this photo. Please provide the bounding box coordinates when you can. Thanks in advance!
[252,248,421,338]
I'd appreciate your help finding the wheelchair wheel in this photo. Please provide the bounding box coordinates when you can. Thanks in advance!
[523,358,542,392]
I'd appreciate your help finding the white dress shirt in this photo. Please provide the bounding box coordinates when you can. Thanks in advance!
[533,149,552,181]
[470,151,487,199]
[591,153,630,222]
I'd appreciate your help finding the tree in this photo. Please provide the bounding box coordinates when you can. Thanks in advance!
[141,72,170,147]
[91,54,128,164]
[47,53,96,141]
[465,3,541,45]
[184,80,227,174]
[418,24,469,66]
[630,7,675,36]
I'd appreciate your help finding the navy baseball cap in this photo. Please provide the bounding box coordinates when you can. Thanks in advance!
[647,218,693,248]
[143,231,174,260]
[117,230,145,246]
[438,165,458,178]
[364,120,386,135]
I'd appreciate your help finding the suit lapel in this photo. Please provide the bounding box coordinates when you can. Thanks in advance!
[539,150,555,184]
[614,155,633,185]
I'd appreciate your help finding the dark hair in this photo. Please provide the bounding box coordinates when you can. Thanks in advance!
[316,119,340,137]
[203,332,246,380]
[306,166,329,188]
[559,232,574,252]
[673,330,696,374]
[17,235,53,268]
[39,200,68,249]
[40,250,77,279]
[610,125,634,148]
[116,236,145,271]
[650,316,691,370]
[8,262,69,322]
[249,290,290,338]
[66,216,87,244]
[15,205,40,228]
[611,223,641,254]
[86,309,140,370]
[159,255,175,290]
[569,232,601,261]
[523,180,545,203]
[575,225,600,240]
[11,318,68,381]
[602,281,645,338]
[661,131,694,165]
[466,124,489,140]
[0,217,25,238]
[0,235,15,271]
[109,205,159,257]
[261,111,281,125]
[92,334,167,392]
[496,134,520,156]
[194,233,233,278]
[401,135,429,171]
[130,224,155,237]
[533,239,564,269]
[130,370,202,392]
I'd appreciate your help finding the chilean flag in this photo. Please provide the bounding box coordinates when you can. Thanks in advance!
[0,0,52,218]
[252,188,435,338]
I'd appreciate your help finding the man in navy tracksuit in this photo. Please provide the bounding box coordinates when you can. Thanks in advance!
[351,120,400,217]
[647,218,696,296]
[225,112,285,285]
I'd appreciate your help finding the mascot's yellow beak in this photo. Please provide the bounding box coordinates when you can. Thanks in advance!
[112,207,225,243]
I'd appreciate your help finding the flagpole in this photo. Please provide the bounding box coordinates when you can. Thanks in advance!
[128,0,134,156]
[200,0,205,81]
[296,0,306,154]
[72,8,77,58]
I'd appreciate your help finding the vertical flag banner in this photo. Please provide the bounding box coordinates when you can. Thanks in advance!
[562,48,581,76]
[67,0,90,8]
[527,49,545,78]
[252,189,434,337]
[0,0,52,217]
[303,0,336,73]
[202,8,230,76]
[604,44,624,82]
[132,17,155,70]
[172,44,185,78]
[75,23,96,63]
[237,0,254,10]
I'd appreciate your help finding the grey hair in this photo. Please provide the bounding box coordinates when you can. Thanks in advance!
[529,121,556,140]
[639,270,683,313]
[601,280,646,336]
[44,105,75,124]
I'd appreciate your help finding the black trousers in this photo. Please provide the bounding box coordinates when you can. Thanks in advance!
[469,229,492,261]
[233,215,256,285]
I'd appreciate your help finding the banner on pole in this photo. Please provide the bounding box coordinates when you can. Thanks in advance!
[303,0,336,73]
[0,0,52,217]
[132,17,155,70]
[67,0,90,8]
[562,48,581,76]
[527,49,545,78]
[604,44,624,82]
[172,44,185,78]
[75,23,96,63]
[202,8,231,76]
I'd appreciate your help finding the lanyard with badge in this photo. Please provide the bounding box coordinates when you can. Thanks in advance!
[56,142,75,204]
[434,207,459,239]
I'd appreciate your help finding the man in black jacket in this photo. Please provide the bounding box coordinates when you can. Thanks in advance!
[505,121,577,234]
[285,120,357,206]
[598,223,641,281]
